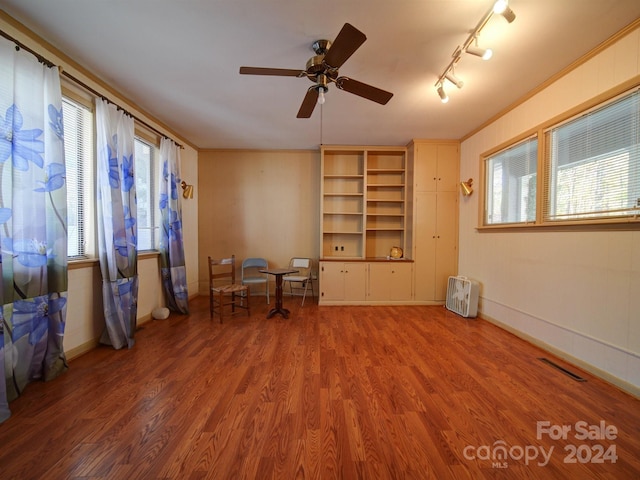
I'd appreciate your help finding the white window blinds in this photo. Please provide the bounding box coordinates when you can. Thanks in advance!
[544,89,640,222]
[62,97,93,258]
[484,137,538,225]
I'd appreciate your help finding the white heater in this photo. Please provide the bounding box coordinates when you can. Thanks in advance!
[446,276,479,318]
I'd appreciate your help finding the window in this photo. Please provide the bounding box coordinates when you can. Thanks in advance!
[544,90,640,222]
[62,96,94,258]
[134,136,158,251]
[484,137,537,225]
[482,86,640,228]
[63,94,159,258]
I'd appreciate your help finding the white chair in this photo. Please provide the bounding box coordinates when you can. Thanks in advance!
[241,257,269,304]
[283,257,314,306]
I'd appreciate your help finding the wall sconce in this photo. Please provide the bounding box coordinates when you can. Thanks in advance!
[460,178,474,196]
[181,180,194,199]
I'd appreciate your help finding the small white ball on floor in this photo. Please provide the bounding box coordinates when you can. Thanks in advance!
[152,307,170,320]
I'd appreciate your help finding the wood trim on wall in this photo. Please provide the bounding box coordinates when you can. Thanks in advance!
[461,17,640,142]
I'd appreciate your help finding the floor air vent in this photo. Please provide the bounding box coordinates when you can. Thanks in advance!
[539,358,586,382]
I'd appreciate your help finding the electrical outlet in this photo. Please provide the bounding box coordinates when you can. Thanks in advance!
[341,246,344,251]
[334,245,338,251]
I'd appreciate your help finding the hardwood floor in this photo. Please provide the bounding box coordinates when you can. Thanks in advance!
[2,295,640,479]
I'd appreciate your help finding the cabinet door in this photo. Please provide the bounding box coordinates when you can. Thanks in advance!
[434,191,458,300]
[413,143,459,192]
[344,262,367,301]
[320,262,345,301]
[414,143,437,192]
[368,262,412,301]
[413,192,437,300]
[436,144,460,192]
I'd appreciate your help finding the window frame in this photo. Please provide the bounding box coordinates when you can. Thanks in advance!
[62,85,96,259]
[479,80,640,231]
[62,83,162,261]
[134,130,161,252]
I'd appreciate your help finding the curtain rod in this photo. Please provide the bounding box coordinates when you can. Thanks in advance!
[0,28,183,149]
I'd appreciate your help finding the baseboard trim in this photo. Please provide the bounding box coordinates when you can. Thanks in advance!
[65,338,100,361]
[480,312,640,400]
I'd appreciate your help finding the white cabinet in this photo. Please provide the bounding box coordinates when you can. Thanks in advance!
[408,140,459,303]
[319,260,412,305]
[319,262,367,302]
[368,262,413,301]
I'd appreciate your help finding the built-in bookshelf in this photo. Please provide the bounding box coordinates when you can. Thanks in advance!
[321,146,407,259]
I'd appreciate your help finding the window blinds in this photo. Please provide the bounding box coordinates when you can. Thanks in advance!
[544,89,640,222]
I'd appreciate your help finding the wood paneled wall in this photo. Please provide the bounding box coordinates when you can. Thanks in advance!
[197,149,320,295]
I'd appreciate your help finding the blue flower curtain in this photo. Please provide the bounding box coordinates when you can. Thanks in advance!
[0,40,68,423]
[159,138,189,314]
[96,100,138,350]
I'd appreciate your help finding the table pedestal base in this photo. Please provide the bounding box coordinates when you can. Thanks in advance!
[260,267,298,319]
[266,307,290,319]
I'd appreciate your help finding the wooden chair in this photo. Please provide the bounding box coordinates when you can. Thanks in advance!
[208,255,250,323]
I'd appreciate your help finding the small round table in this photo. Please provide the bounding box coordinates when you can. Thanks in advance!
[260,267,298,318]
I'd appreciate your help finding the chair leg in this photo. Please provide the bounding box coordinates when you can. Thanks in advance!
[301,280,308,307]
[218,291,224,324]
[209,290,213,318]
[246,288,251,317]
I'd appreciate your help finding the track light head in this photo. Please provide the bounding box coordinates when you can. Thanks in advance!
[493,0,516,23]
[466,45,493,60]
[437,85,449,103]
[445,71,464,89]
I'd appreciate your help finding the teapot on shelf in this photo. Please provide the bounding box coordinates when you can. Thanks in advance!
[389,246,403,259]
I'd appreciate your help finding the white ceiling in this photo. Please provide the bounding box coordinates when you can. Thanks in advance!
[2,1,640,150]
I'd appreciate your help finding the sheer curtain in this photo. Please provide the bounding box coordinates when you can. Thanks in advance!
[159,138,189,314]
[0,40,68,423]
[96,99,138,349]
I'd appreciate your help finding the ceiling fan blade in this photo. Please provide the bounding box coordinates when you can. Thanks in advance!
[297,87,318,118]
[336,77,393,105]
[323,23,367,69]
[239,66,303,77]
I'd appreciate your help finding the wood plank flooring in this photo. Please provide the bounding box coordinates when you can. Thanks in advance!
[1,295,640,479]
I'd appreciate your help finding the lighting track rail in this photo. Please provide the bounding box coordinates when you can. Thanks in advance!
[435,0,516,103]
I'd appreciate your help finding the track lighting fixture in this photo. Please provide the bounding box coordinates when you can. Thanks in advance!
[437,85,449,103]
[465,45,492,61]
[466,44,493,60]
[493,0,516,23]
[445,71,464,89]
[434,0,516,103]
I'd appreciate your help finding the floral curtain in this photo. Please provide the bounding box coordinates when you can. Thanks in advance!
[0,40,68,423]
[96,99,138,350]
[159,138,189,314]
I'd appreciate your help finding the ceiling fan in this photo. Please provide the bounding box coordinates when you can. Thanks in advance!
[239,23,393,118]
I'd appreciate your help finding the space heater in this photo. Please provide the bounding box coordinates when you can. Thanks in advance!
[445,276,479,318]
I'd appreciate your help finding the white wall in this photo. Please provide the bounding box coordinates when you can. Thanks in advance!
[459,25,640,393]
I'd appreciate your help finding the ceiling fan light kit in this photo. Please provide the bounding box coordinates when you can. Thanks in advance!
[239,22,393,118]
[435,0,516,103]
